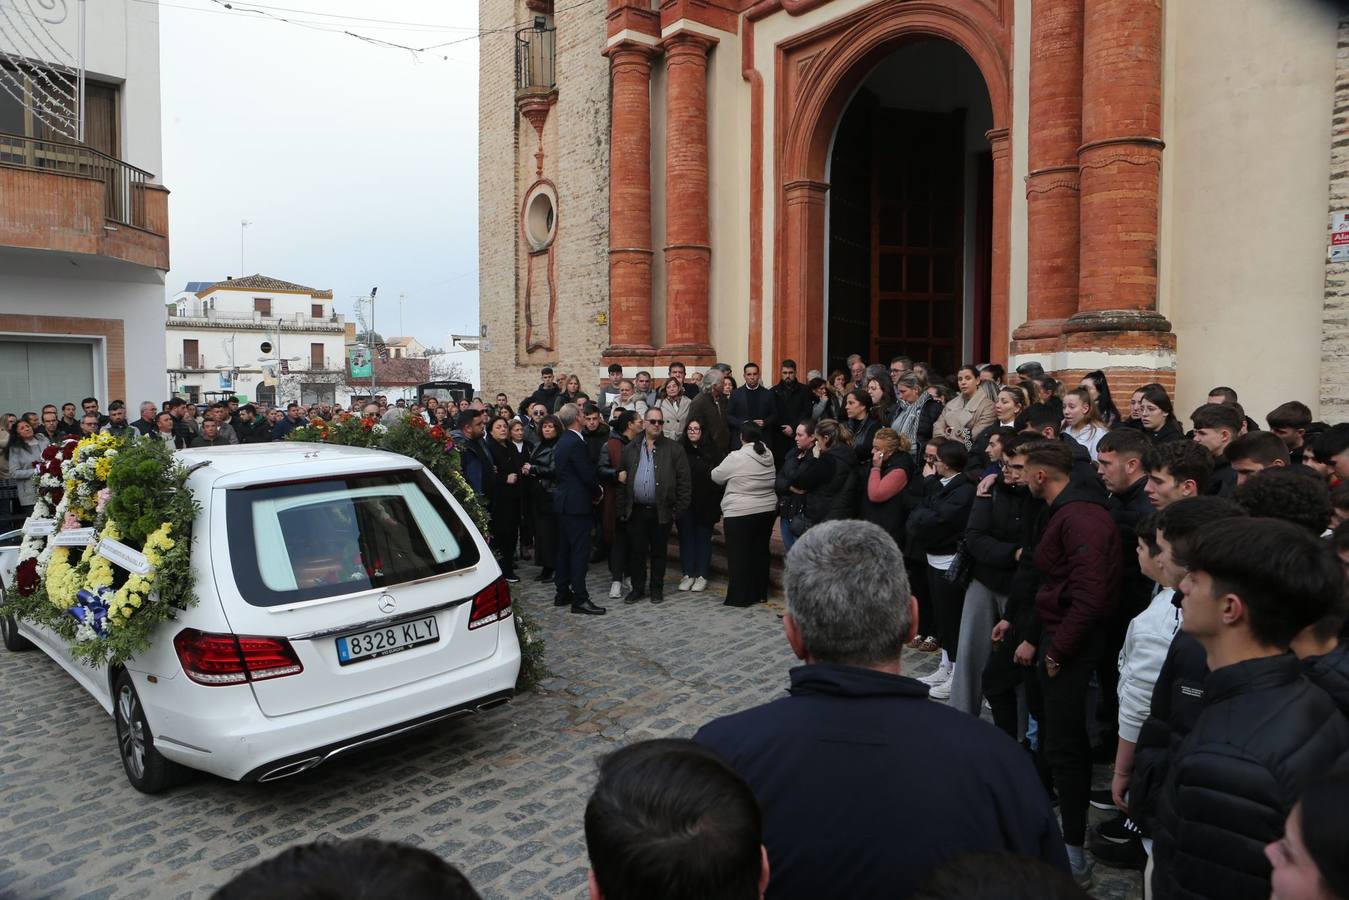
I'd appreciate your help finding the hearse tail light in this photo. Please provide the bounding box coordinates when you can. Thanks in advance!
[467,578,512,630]
[174,629,304,685]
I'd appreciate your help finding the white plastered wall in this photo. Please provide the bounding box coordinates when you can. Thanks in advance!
[1159,0,1337,421]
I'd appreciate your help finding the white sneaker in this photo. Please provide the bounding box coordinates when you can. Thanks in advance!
[928,672,953,701]
[691,576,707,592]
[918,662,952,686]
[678,575,694,591]
[609,581,623,599]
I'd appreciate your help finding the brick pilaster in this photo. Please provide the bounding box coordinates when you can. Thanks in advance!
[603,42,659,363]
[1012,0,1083,350]
[658,31,717,365]
[1061,0,1175,383]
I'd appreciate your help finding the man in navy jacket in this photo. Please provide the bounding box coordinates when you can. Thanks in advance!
[552,403,605,615]
[694,520,1066,900]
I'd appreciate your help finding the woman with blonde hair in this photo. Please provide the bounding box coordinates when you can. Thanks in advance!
[861,427,915,545]
[1061,387,1107,461]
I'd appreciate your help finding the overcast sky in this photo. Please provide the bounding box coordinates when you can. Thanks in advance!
[160,0,480,347]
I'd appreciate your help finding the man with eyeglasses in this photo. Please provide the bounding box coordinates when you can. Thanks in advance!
[615,407,691,604]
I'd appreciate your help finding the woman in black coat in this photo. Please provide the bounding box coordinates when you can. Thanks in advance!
[677,417,725,591]
[904,438,977,692]
[844,389,878,465]
[809,419,856,522]
[953,450,1033,725]
[775,418,832,551]
[487,416,526,582]
[526,415,561,581]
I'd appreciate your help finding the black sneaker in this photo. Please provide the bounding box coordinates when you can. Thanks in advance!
[623,590,646,605]
[1097,814,1142,844]
[1088,835,1147,870]
[504,574,521,584]
[1089,788,1116,811]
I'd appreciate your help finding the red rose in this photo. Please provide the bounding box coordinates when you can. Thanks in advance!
[41,446,57,461]
[15,558,38,596]
[408,416,425,430]
[60,441,76,460]
[50,489,63,506]
[361,419,373,432]
[429,426,446,441]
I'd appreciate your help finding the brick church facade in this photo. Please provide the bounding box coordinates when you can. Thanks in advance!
[480,0,1348,423]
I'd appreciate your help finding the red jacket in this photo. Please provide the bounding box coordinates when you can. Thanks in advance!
[1033,483,1120,662]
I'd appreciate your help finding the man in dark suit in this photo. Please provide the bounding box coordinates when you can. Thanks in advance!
[553,403,606,615]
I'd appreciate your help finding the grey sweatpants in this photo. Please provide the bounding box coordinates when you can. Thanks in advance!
[948,580,1007,717]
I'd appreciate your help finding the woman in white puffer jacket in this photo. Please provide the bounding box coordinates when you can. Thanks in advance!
[711,423,777,608]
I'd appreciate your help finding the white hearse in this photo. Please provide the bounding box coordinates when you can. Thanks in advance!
[0,443,520,792]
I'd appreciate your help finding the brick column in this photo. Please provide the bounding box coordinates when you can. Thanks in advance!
[658,32,716,365]
[603,42,658,363]
[1061,0,1175,384]
[776,179,829,373]
[1011,0,1083,360]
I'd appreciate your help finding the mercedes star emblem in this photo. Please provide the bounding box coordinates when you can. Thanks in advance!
[378,594,396,614]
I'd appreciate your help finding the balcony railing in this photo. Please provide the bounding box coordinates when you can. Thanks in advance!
[0,130,154,230]
[515,25,556,94]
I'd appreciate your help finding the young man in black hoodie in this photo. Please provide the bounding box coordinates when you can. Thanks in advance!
[525,367,560,415]
[1021,440,1120,888]
[1150,517,1349,900]
[1189,402,1241,497]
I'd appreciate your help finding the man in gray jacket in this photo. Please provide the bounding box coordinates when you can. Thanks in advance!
[616,407,691,604]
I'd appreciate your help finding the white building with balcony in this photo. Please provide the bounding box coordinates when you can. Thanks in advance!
[166,275,354,408]
[0,0,170,415]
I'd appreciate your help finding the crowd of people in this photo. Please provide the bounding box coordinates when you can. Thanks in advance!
[6,355,1349,900]
[446,355,1349,899]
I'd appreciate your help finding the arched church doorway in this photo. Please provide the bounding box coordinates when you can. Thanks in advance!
[825,39,994,377]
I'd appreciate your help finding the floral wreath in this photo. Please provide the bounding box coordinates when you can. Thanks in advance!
[5,435,197,667]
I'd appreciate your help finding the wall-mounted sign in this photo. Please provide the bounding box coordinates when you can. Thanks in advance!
[1331,212,1349,262]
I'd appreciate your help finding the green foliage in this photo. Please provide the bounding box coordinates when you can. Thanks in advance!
[512,603,549,692]
[105,439,175,545]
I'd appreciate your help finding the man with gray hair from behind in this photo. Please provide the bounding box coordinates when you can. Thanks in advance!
[695,520,1067,900]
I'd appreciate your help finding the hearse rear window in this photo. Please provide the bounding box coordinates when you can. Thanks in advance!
[226,469,480,606]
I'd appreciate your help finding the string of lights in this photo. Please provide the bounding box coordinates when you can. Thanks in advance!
[151,0,600,61]
[0,3,80,101]
[0,0,79,77]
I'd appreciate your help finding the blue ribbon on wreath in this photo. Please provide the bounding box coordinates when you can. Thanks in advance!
[68,587,113,637]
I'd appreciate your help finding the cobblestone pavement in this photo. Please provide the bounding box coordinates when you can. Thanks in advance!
[0,566,1142,900]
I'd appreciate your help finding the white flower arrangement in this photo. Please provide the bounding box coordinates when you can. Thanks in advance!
[372,423,388,435]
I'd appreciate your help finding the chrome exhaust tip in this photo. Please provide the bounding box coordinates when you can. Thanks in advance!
[257,756,322,782]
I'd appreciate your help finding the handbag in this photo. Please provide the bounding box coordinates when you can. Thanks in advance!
[788,510,813,537]
[943,538,974,589]
[777,493,805,519]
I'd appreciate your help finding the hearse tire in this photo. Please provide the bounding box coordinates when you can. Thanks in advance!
[113,669,188,794]
[1,612,34,651]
